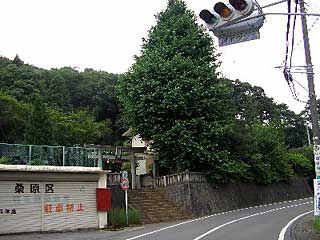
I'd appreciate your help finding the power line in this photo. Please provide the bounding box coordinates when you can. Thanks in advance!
[282,0,304,103]
[279,0,320,104]
[289,0,299,68]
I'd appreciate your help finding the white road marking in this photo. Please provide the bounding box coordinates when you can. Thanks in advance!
[125,217,213,240]
[193,201,312,240]
[125,198,312,240]
[277,210,313,240]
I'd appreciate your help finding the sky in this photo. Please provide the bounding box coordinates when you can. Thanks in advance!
[0,0,319,113]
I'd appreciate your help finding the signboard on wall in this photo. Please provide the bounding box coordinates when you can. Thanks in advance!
[0,181,97,234]
[314,145,320,176]
[314,179,320,216]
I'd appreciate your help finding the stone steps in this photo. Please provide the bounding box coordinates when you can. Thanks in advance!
[128,188,192,224]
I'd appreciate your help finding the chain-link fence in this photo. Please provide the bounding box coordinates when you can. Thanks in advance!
[0,143,99,167]
[64,147,98,167]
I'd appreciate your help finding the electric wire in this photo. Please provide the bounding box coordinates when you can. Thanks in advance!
[283,0,303,102]
[281,0,319,103]
[289,0,298,68]
[287,0,301,101]
[283,0,291,68]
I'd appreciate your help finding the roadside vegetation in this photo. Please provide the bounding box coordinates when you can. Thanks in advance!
[107,208,140,228]
[314,216,320,234]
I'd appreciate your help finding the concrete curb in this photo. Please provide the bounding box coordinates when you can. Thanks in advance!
[292,212,319,240]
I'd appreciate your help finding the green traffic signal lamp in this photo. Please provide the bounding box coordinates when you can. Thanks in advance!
[229,0,248,11]
[199,9,218,25]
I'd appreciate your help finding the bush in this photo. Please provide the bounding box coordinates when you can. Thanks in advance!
[288,145,314,179]
[0,156,12,164]
[291,145,314,161]
[30,159,43,165]
[287,152,313,177]
[314,216,320,234]
[108,208,140,228]
[242,124,294,184]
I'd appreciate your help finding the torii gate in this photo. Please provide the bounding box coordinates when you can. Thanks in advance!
[122,129,158,189]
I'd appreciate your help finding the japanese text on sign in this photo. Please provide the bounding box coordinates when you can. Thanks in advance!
[314,179,320,216]
[0,209,16,215]
[15,183,54,194]
[43,203,85,214]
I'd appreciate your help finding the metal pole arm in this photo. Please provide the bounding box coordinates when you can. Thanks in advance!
[263,12,320,17]
[237,12,320,24]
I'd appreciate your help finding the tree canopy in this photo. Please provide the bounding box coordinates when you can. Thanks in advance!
[117,0,311,183]
[0,56,122,146]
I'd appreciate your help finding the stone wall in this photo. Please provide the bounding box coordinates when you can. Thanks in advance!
[165,178,312,217]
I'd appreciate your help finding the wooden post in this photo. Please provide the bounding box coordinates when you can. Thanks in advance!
[131,153,136,189]
[152,156,159,187]
[97,149,102,169]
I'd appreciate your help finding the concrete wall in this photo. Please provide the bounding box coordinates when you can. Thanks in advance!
[165,178,312,217]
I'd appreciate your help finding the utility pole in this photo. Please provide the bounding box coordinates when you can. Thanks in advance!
[300,0,320,217]
[299,0,320,145]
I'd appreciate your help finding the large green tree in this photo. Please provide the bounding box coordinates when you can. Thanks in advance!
[24,97,53,145]
[0,92,29,143]
[229,79,308,148]
[118,0,234,176]
[49,108,110,146]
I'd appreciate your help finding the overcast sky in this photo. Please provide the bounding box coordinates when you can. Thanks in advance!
[0,0,319,113]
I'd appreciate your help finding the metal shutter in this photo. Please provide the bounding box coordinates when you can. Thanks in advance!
[0,181,98,234]
[42,182,98,231]
[0,181,42,234]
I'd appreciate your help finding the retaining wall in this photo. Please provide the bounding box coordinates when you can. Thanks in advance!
[165,178,312,217]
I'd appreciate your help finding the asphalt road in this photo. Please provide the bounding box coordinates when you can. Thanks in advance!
[0,197,313,240]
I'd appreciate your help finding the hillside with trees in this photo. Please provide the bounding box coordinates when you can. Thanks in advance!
[0,55,122,145]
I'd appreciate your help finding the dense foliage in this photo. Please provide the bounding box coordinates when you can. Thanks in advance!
[117,0,311,184]
[0,56,122,145]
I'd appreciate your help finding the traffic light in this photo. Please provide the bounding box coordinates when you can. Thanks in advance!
[214,2,233,19]
[199,0,255,32]
[199,10,219,25]
[229,0,249,11]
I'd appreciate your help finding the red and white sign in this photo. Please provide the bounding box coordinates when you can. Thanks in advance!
[120,171,129,191]
[120,179,129,191]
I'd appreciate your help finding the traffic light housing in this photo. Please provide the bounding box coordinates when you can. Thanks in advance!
[199,0,255,32]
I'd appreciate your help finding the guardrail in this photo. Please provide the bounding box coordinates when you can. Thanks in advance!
[156,171,207,187]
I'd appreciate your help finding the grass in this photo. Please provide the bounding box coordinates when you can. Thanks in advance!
[0,157,12,164]
[313,216,320,234]
[108,208,140,229]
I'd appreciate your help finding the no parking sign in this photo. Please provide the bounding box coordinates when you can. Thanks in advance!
[120,171,129,225]
[120,179,129,191]
[120,171,129,191]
